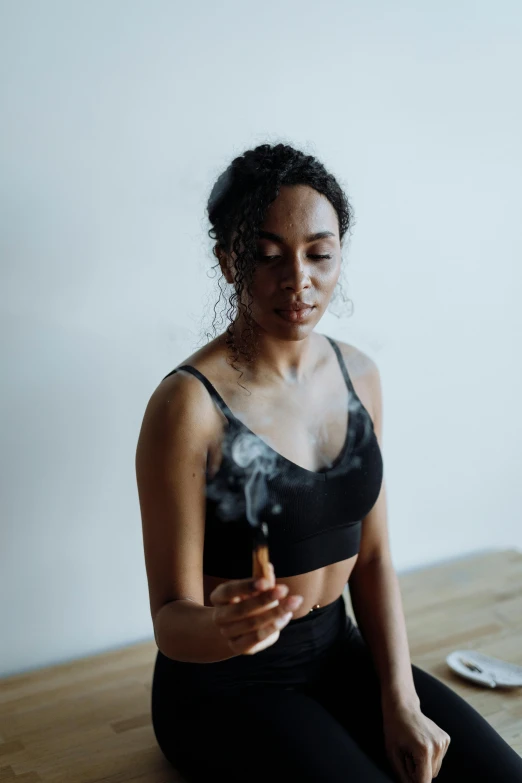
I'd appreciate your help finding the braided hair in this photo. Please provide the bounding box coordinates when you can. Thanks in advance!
[205,143,355,380]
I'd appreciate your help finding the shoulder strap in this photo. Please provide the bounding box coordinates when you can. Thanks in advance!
[162,365,235,420]
[164,342,356,416]
[325,336,356,394]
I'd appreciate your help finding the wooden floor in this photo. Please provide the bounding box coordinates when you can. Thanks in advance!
[1,549,521,782]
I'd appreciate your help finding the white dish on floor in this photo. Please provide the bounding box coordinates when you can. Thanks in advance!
[446,650,522,689]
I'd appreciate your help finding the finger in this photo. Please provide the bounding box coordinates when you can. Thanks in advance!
[221,601,295,640]
[395,750,417,783]
[242,628,281,656]
[209,575,273,606]
[227,612,294,655]
[432,743,447,778]
[215,585,290,626]
[228,623,283,655]
[412,751,432,783]
[389,751,410,783]
[403,752,414,780]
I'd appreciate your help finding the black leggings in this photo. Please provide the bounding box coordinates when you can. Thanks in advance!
[151,595,522,782]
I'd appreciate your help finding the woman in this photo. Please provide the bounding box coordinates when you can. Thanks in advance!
[136,143,522,782]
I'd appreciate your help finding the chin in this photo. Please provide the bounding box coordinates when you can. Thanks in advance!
[271,310,320,336]
[249,306,321,337]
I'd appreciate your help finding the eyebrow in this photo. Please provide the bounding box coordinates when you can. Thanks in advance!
[257,230,336,243]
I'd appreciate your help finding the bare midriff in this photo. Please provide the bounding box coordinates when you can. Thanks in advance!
[203,554,358,618]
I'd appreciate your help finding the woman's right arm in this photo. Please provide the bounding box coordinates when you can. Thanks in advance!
[135,372,301,664]
[135,370,236,663]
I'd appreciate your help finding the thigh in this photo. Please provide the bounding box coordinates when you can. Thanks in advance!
[153,683,397,783]
[307,627,522,782]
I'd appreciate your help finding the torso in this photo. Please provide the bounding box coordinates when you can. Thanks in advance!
[175,331,375,619]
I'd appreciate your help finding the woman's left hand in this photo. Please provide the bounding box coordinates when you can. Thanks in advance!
[381,700,451,782]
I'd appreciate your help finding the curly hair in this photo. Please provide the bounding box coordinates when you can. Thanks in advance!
[205,142,356,379]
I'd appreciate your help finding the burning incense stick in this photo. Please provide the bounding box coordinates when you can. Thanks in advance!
[252,521,270,581]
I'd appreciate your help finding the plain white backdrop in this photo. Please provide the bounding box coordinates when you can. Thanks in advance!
[1,0,521,679]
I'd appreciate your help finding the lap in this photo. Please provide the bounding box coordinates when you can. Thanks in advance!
[152,616,522,782]
[156,683,396,783]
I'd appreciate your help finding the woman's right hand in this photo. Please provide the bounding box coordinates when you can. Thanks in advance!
[209,563,304,655]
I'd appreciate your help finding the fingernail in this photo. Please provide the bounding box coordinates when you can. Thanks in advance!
[287,596,304,610]
[255,578,270,590]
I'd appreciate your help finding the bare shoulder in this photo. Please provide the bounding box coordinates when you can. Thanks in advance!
[145,365,213,436]
[139,342,226,465]
[334,339,377,379]
[159,335,230,390]
[152,335,223,407]
[330,338,381,427]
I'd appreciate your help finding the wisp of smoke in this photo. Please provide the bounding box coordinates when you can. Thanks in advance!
[231,431,279,529]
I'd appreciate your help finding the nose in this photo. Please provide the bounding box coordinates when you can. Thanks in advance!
[280,255,311,294]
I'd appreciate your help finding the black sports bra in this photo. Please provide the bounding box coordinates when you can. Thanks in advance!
[162,336,383,578]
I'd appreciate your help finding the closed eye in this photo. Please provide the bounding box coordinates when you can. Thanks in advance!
[258,254,332,261]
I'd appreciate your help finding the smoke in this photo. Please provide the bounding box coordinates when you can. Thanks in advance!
[205,427,282,526]
[231,430,280,528]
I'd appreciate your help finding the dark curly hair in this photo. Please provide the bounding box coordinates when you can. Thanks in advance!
[204,142,356,377]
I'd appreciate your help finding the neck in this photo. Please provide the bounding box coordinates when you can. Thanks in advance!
[226,316,319,386]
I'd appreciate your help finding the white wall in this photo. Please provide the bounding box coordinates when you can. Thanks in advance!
[1,0,521,679]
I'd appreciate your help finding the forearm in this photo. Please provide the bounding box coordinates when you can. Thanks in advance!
[348,556,420,711]
[154,599,240,664]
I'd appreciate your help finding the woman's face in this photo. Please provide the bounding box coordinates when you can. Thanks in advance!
[221,184,342,338]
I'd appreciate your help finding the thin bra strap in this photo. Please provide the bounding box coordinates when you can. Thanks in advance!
[163,340,354,415]
[325,336,356,394]
[162,365,235,420]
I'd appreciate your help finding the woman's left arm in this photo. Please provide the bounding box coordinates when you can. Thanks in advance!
[345,351,418,706]
[349,545,420,711]
[346,353,451,782]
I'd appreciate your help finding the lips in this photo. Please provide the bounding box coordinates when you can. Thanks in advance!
[276,302,315,312]
[274,304,315,323]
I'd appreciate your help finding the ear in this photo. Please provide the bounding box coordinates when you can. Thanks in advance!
[217,249,235,285]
